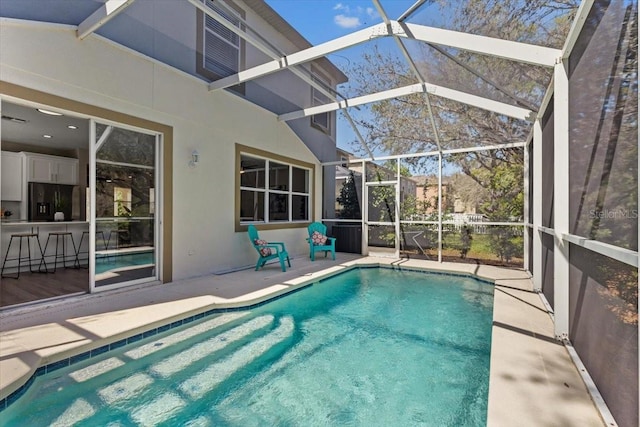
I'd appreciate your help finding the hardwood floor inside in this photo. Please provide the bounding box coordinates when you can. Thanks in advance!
[0,267,89,308]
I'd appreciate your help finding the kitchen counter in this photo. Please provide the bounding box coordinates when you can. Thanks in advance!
[1,221,90,274]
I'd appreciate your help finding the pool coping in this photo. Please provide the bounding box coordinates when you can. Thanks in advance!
[0,256,605,425]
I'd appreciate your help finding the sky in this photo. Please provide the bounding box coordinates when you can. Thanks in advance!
[265,1,424,153]
[264,1,419,45]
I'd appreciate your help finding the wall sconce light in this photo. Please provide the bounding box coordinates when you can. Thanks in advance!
[189,150,200,168]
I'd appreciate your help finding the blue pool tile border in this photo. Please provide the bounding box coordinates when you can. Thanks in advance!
[342,264,495,286]
[0,265,493,412]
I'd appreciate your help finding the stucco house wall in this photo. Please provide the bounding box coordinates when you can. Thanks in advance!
[0,18,323,279]
[89,0,342,155]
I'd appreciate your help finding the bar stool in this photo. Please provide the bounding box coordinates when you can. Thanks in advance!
[75,230,107,268]
[106,229,129,251]
[1,232,48,279]
[41,232,79,272]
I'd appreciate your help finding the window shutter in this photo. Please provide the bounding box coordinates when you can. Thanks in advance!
[203,0,241,77]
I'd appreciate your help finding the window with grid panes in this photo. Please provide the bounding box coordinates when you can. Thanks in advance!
[239,154,310,224]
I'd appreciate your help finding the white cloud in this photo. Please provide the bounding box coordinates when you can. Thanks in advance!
[332,3,377,29]
[334,14,361,29]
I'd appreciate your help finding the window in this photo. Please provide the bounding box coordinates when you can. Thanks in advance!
[196,0,245,90]
[113,187,132,217]
[311,72,332,133]
[237,145,314,230]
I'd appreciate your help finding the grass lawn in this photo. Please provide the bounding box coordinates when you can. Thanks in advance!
[399,231,525,268]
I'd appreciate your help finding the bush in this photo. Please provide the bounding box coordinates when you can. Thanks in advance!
[488,227,523,263]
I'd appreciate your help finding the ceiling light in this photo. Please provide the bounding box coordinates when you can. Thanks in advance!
[1,115,28,124]
[37,108,63,116]
[67,125,78,130]
[43,134,52,138]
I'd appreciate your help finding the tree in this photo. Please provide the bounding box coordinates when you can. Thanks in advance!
[340,1,578,263]
[343,0,578,157]
[449,172,489,213]
[336,171,361,219]
[382,159,411,177]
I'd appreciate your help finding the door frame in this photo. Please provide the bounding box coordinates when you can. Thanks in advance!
[89,119,163,293]
[364,180,400,258]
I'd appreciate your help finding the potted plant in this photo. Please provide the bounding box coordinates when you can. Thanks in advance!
[54,191,67,221]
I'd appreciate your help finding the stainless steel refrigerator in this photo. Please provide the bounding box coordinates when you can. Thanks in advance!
[28,182,77,221]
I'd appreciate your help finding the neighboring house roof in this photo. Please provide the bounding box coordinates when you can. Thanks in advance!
[243,0,348,84]
[337,148,354,157]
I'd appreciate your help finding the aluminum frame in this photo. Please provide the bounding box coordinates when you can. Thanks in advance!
[209,20,560,92]
[77,0,137,40]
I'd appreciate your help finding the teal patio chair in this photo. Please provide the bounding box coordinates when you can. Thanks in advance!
[248,225,291,272]
[307,222,336,261]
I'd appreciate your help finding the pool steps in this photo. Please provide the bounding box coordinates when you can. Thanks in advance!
[50,398,94,427]
[150,315,274,377]
[214,316,355,420]
[25,314,294,426]
[98,372,154,405]
[131,391,185,426]
[180,317,294,400]
[124,312,248,361]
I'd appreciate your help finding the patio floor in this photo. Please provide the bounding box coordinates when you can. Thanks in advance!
[0,253,604,426]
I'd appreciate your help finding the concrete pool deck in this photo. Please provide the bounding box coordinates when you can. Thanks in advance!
[0,255,604,426]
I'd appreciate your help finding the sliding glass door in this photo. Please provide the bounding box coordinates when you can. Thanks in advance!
[90,122,160,289]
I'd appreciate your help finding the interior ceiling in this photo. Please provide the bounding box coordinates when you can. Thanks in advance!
[1,102,89,150]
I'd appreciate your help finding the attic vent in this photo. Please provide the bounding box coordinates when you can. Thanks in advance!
[1,115,28,124]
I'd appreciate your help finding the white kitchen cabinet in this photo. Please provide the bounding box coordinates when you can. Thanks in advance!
[1,151,24,201]
[53,157,79,185]
[26,153,79,185]
[28,155,53,183]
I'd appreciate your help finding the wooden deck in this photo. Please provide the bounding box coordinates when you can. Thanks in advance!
[0,268,88,307]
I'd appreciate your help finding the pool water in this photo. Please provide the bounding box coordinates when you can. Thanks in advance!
[95,251,154,275]
[2,268,494,426]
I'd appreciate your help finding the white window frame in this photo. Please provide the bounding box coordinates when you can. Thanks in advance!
[239,153,311,225]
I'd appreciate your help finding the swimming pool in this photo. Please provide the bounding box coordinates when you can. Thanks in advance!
[95,250,154,275]
[1,267,494,426]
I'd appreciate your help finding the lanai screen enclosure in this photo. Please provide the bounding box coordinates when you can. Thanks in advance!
[0,0,637,425]
[217,1,637,425]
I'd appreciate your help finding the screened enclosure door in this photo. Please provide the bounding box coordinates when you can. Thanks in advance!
[91,123,159,289]
[365,183,398,257]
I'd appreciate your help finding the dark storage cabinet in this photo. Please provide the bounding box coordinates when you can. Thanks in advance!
[331,224,362,254]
